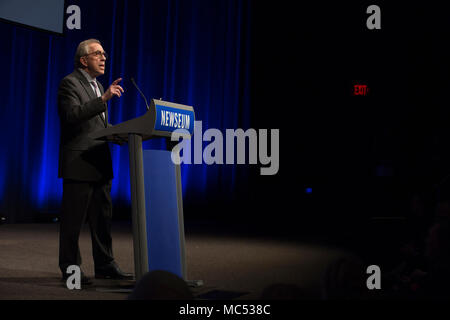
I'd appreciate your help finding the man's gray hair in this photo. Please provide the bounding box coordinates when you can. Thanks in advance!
[74,39,101,68]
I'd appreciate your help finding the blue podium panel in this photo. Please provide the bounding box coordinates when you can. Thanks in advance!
[142,149,182,278]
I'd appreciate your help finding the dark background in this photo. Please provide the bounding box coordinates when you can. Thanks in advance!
[248,1,450,263]
[2,1,450,264]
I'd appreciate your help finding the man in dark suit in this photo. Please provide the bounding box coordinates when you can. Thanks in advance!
[58,39,131,284]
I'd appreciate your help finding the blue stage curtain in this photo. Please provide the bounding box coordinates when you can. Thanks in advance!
[0,0,251,222]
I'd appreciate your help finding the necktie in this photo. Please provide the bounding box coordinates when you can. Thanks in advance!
[91,81,106,122]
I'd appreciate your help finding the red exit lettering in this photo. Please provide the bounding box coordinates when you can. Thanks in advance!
[354,84,369,96]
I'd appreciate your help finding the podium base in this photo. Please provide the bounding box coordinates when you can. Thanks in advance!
[95,287,134,293]
[186,279,204,288]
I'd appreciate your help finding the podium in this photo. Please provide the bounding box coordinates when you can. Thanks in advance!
[89,98,196,284]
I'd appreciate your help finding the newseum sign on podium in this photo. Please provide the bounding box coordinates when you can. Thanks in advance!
[90,98,195,283]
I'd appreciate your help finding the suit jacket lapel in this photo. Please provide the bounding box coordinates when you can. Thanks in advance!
[74,69,97,101]
[74,69,107,127]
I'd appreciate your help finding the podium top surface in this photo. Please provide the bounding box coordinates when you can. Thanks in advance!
[89,98,195,143]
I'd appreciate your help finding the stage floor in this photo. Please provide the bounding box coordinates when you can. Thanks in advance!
[0,223,351,300]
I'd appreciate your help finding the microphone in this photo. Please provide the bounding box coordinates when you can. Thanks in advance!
[131,77,149,110]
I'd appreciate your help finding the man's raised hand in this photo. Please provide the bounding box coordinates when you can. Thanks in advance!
[101,78,124,102]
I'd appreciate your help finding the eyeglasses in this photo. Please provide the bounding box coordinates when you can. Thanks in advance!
[85,50,108,59]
